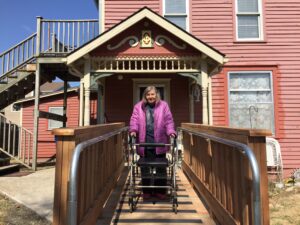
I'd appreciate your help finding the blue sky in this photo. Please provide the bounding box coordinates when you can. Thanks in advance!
[0,0,98,53]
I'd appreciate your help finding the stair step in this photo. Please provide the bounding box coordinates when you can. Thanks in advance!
[0,164,20,176]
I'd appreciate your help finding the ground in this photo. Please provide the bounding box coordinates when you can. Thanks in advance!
[269,184,300,225]
[0,193,51,225]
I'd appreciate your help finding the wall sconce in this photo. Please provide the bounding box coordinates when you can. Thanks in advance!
[117,75,123,80]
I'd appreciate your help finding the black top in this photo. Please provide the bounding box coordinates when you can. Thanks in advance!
[145,103,155,144]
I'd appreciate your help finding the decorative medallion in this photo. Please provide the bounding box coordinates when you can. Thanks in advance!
[107,36,139,50]
[140,30,153,48]
[155,35,187,50]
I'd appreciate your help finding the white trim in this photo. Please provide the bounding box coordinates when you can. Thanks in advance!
[132,78,171,106]
[163,0,189,32]
[67,8,225,65]
[228,70,275,133]
[235,0,264,41]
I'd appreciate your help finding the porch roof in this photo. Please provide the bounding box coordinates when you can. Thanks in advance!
[67,7,227,67]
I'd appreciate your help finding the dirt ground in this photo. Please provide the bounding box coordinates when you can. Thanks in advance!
[269,184,300,225]
[0,194,51,225]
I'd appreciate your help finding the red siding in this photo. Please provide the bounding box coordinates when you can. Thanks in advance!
[105,0,161,30]
[189,0,300,176]
[104,1,300,176]
[22,92,98,158]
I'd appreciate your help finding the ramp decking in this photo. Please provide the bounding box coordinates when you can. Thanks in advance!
[97,168,215,225]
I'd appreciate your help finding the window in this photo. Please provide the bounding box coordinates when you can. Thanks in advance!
[228,72,275,133]
[164,0,188,30]
[236,0,263,40]
[48,107,63,130]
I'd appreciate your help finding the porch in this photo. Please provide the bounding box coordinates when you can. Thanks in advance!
[52,122,271,225]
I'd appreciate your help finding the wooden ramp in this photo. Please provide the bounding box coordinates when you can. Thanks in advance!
[97,168,215,225]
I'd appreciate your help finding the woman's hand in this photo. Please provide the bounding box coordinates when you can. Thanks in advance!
[130,132,137,137]
[170,133,176,138]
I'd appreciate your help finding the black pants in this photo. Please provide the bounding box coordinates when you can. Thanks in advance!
[141,148,167,194]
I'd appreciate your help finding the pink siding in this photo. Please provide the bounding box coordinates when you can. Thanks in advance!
[22,93,99,158]
[105,1,161,30]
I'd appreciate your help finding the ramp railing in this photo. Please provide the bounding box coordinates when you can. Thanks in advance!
[179,123,271,225]
[52,123,128,225]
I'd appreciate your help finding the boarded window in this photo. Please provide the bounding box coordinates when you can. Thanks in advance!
[236,0,262,40]
[228,72,275,134]
[48,107,63,130]
[164,0,188,30]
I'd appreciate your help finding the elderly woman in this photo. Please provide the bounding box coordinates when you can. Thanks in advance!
[130,86,176,199]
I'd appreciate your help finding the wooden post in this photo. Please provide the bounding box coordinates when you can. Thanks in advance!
[201,59,209,125]
[84,59,91,126]
[97,83,102,124]
[32,62,40,171]
[79,78,84,126]
[36,16,42,56]
[63,80,68,127]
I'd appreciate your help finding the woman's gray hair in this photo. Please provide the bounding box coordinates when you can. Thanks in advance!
[142,86,161,103]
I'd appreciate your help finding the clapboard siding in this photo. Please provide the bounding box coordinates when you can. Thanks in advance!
[105,0,160,30]
[103,0,300,175]
[190,0,300,176]
[22,92,97,158]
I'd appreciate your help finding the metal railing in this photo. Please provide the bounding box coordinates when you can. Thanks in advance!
[39,18,99,54]
[68,126,128,225]
[0,33,36,80]
[178,127,261,225]
[0,113,33,169]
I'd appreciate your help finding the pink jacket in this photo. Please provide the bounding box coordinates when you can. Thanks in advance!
[129,100,176,156]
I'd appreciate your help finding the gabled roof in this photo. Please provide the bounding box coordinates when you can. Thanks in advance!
[67,7,227,65]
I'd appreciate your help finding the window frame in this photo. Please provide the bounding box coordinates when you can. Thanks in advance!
[48,106,64,130]
[163,0,189,31]
[228,71,275,134]
[235,0,264,41]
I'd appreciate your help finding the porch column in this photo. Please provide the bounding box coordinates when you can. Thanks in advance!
[201,59,209,125]
[79,78,84,126]
[97,82,104,124]
[208,76,213,125]
[83,59,91,126]
[189,79,195,123]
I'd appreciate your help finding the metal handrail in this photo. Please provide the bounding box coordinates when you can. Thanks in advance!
[68,126,128,225]
[178,127,261,225]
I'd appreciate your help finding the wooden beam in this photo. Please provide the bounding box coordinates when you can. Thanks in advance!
[39,111,66,122]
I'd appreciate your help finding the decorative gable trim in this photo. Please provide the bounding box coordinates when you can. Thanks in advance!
[67,7,227,66]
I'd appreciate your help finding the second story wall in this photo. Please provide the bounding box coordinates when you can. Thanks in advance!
[105,0,161,30]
